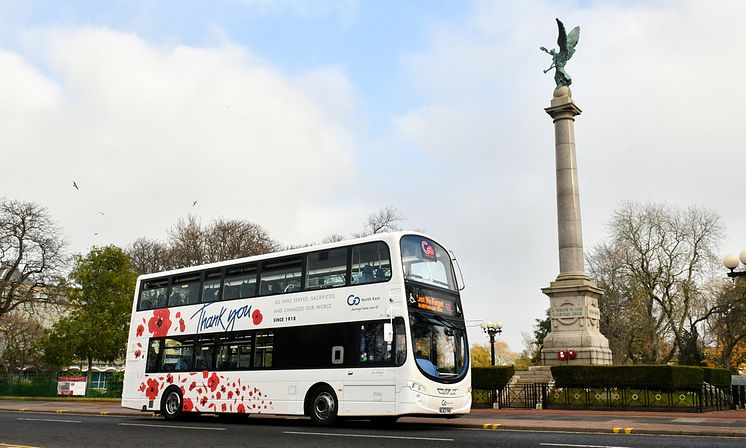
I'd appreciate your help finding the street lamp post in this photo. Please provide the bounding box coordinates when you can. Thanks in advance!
[480,321,504,366]
[723,250,746,279]
[480,321,504,409]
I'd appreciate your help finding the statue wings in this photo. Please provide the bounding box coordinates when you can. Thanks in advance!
[556,18,580,60]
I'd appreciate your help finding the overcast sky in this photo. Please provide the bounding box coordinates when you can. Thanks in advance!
[2,0,745,352]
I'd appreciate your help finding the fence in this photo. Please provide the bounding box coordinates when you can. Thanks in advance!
[732,385,746,409]
[0,372,122,398]
[473,383,735,412]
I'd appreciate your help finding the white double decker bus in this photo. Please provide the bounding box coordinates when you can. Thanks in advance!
[122,232,470,425]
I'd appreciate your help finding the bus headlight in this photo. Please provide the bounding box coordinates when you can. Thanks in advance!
[407,381,426,393]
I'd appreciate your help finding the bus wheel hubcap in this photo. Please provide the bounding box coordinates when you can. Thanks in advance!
[314,393,334,420]
[166,392,180,414]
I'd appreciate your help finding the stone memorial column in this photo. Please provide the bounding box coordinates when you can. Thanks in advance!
[540,86,612,365]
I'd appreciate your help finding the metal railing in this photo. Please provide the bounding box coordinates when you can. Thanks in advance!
[473,383,736,412]
[0,372,122,398]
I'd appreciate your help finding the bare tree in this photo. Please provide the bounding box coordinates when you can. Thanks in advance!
[321,234,346,244]
[167,214,206,269]
[0,199,67,318]
[587,201,724,365]
[129,215,278,272]
[203,218,278,263]
[706,281,746,371]
[352,206,405,238]
[0,311,47,372]
[126,237,171,275]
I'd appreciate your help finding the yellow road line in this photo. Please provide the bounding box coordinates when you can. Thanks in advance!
[481,423,500,430]
[612,427,634,434]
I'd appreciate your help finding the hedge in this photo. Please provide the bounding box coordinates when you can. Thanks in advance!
[551,365,706,391]
[471,366,515,389]
[702,367,732,386]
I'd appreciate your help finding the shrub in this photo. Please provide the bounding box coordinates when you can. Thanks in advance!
[702,367,732,386]
[472,366,515,389]
[551,365,705,391]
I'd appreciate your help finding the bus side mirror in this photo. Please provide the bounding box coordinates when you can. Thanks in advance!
[383,322,393,343]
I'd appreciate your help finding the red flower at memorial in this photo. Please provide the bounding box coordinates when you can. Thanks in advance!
[145,378,160,401]
[182,397,194,412]
[208,372,220,392]
[147,309,171,337]
[136,324,144,337]
[252,309,263,325]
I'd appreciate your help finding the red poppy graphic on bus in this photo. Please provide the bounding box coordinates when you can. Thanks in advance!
[148,308,172,338]
[207,372,220,392]
[252,309,263,325]
[139,372,273,415]
[174,312,186,333]
[136,324,145,337]
[182,397,194,412]
[145,378,160,401]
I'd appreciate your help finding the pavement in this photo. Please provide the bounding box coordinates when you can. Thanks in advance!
[1,398,745,438]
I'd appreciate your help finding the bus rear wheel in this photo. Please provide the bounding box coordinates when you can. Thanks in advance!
[161,387,183,421]
[309,386,338,426]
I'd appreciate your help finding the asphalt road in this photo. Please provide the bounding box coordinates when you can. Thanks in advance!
[0,411,743,448]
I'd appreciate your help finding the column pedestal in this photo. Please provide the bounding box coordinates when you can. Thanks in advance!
[540,276,612,365]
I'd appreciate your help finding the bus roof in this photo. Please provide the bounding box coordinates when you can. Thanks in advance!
[135,230,439,282]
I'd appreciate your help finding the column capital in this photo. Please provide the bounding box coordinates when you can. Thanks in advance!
[545,86,581,119]
[545,99,581,120]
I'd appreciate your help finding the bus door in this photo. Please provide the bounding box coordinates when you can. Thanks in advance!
[342,320,396,415]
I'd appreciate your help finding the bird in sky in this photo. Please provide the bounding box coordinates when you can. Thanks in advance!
[193,200,198,207]
[73,181,79,190]
[98,211,105,216]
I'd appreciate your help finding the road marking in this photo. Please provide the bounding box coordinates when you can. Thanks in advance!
[671,418,705,423]
[540,444,631,448]
[119,423,226,431]
[482,423,500,430]
[284,431,453,442]
[0,443,41,448]
[18,417,81,424]
[611,427,633,434]
[99,411,110,415]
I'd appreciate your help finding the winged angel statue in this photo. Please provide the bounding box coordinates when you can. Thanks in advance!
[540,19,580,87]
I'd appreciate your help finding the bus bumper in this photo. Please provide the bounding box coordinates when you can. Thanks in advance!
[397,386,471,416]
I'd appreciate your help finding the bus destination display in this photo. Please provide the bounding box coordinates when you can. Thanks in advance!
[407,287,458,317]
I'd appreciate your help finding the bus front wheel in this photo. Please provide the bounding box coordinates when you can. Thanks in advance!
[309,386,338,426]
[161,387,183,421]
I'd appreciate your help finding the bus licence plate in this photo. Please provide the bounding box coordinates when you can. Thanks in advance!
[439,407,452,414]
